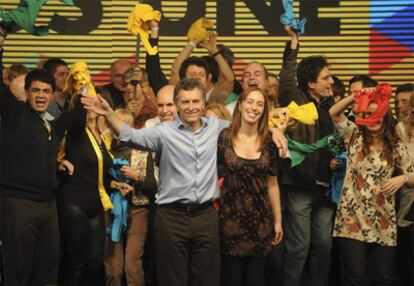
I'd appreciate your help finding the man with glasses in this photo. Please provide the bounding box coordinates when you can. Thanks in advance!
[103,59,133,108]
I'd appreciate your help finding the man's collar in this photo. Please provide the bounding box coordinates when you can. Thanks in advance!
[173,115,208,130]
[27,102,55,121]
[41,111,55,122]
[305,92,333,107]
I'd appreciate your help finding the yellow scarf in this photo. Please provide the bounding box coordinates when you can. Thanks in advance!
[85,128,114,211]
[57,131,114,211]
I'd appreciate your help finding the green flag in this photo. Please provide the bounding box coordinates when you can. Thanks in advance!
[288,133,343,167]
[0,0,74,36]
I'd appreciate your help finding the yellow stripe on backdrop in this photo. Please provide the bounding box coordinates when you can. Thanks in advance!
[1,0,413,92]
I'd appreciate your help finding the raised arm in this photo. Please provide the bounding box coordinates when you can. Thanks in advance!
[81,93,160,151]
[278,25,301,107]
[145,21,168,94]
[201,33,235,104]
[0,27,22,120]
[169,39,197,85]
[81,94,124,134]
[329,94,354,124]
[66,94,88,141]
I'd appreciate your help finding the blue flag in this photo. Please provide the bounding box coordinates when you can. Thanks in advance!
[280,0,307,36]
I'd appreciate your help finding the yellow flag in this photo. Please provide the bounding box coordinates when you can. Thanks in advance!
[64,60,96,96]
[187,18,214,44]
[269,101,318,127]
[127,4,161,56]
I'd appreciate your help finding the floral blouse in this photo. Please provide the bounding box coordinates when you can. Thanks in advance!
[396,122,414,160]
[217,129,279,257]
[333,119,414,246]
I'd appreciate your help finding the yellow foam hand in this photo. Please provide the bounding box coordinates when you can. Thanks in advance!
[186,17,214,44]
[127,3,161,56]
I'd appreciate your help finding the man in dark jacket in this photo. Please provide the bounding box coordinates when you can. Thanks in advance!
[279,25,335,286]
[103,59,133,108]
[1,27,60,286]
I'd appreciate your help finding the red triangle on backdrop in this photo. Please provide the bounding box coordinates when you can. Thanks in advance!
[369,30,413,75]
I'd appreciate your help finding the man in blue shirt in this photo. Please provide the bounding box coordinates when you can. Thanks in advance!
[82,78,287,286]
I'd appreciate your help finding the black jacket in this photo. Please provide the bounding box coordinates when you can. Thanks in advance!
[1,50,58,201]
[146,37,169,95]
[278,42,334,189]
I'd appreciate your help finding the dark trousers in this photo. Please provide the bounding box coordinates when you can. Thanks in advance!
[337,237,395,286]
[411,224,414,283]
[154,203,220,286]
[265,241,285,286]
[221,255,266,286]
[2,197,59,286]
[329,237,343,286]
[393,226,413,285]
[59,202,105,286]
[143,201,157,286]
[283,186,335,286]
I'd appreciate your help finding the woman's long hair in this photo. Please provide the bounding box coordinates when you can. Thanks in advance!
[400,92,414,137]
[205,102,232,121]
[360,109,397,165]
[230,87,270,150]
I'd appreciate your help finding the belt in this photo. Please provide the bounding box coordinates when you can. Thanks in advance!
[161,201,213,215]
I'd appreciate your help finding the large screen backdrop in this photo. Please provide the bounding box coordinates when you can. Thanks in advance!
[1,0,413,90]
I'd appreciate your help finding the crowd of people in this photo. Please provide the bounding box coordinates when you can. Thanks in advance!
[0,18,413,286]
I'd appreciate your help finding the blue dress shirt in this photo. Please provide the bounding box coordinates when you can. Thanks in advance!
[119,116,230,205]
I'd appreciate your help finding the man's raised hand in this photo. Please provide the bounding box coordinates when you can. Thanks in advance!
[80,93,113,116]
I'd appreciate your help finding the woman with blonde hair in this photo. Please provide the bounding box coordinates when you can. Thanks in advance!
[217,87,283,285]
[58,61,113,286]
[205,102,232,121]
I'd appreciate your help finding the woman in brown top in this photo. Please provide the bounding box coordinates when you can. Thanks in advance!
[217,87,283,286]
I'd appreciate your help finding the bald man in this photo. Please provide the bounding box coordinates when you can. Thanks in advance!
[145,84,177,127]
[9,74,27,102]
[226,61,270,114]
[103,59,133,108]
